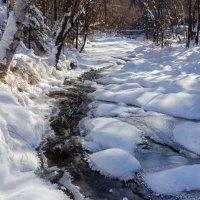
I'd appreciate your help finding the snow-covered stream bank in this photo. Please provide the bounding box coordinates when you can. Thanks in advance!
[0,35,137,200]
[2,35,200,200]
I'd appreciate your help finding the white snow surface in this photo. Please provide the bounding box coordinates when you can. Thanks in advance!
[90,42,200,120]
[0,4,71,198]
[89,148,141,181]
[144,165,200,195]
[90,102,144,117]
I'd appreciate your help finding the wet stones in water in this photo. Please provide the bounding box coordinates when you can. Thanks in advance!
[49,90,81,100]
[79,66,112,82]
[60,137,81,156]
[116,61,123,65]
[70,62,78,69]
[51,117,73,136]
[47,169,65,184]
[79,69,100,82]
[63,78,78,86]
[43,168,75,199]
[43,136,81,162]
[48,90,70,98]
[50,89,87,136]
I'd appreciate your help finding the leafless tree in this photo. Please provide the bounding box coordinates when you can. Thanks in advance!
[0,0,27,75]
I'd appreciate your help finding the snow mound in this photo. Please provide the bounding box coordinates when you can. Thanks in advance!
[145,92,200,120]
[91,88,160,108]
[91,89,200,120]
[92,103,144,117]
[144,165,200,195]
[103,83,142,92]
[82,140,102,152]
[83,117,142,153]
[173,122,200,154]
[89,148,141,181]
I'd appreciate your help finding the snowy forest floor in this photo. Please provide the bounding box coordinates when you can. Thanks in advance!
[2,35,200,200]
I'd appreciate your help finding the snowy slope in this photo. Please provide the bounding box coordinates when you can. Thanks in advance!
[0,55,72,199]
[0,85,67,199]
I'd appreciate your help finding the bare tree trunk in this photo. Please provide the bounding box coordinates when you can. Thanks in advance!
[187,0,192,47]
[53,4,84,68]
[75,21,79,49]
[54,0,57,21]
[155,9,159,45]
[79,32,88,53]
[196,0,200,44]
[42,0,46,17]
[0,0,27,74]
[160,1,164,48]
[145,12,149,40]
[104,0,107,25]
[79,2,90,53]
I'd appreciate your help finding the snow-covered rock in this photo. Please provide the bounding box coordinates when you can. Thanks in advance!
[83,117,142,153]
[144,165,200,195]
[145,92,200,120]
[89,148,141,181]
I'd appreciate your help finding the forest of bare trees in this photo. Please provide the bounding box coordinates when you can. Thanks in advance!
[140,0,200,47]
[0,0,200,74]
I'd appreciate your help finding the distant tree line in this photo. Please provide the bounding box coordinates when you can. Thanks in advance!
[1,0,198,75]
[136,0,200,47]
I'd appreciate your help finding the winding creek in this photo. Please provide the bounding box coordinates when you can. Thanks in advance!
[36,65,200,200]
